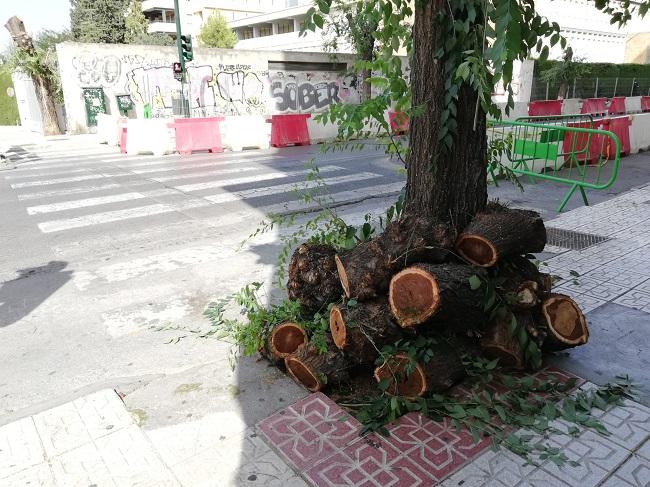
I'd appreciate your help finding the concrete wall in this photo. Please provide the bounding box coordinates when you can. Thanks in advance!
[11,71,42,133]
[56,43,363,133]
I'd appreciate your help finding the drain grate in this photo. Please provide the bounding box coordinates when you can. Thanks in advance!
[546,227,610,250]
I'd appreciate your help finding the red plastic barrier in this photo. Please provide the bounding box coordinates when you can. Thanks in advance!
[389,111,409,134]
[528,100,562,116]
[601,116,631,159]
[171,117,224,155]
[581,98,608,115]
[641,96,650,113]
[608,97,626,115]
[564,120,605,165]
[267,114,311,148]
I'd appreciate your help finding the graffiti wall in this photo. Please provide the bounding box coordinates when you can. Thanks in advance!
[56,43,361,133]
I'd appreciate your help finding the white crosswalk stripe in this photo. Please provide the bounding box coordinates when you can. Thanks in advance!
[10,172,130,189]
[16,183,124,201]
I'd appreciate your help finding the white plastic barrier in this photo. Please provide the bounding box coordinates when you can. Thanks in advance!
[628,112,650,154]
[625,96,642,113]
[220,115,270,152]
[561,99,581,115]
[306,117,339,143]
[96,114,123,146]
[125,119,176,156]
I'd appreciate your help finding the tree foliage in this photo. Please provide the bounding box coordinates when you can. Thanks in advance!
[124,0,148,44]
[198,11,238,49]
[70,0,129,44]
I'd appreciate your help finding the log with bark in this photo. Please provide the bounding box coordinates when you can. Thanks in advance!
[329,299,404,365]
[287,242,342,311]
[335,214,456,301]
[285,335,351,392]
[373,349,465,398]
[455,203,547,267]
[388,262,487,330]
[539,293,589,350]
[497,256,553,309]
[480,314,527,369]
[263,322,308,364]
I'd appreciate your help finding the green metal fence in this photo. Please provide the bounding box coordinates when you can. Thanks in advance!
[531,77,650,100]
[487,117,621,211]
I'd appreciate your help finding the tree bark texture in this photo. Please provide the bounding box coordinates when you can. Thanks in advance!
[374,350,465,398]
[388,262,488,330]
[287,243,342,312]
[329,299,404,365]
[496,256,552,309]
[406,0,488,229]
[335,214,456,300]
[456,203,547,267]
[480,314,526,369]
[34,75,62,136]
[284,335,352,392]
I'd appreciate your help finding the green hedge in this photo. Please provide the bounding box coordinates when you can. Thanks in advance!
[0,70,19,126]
[535,60,650,79]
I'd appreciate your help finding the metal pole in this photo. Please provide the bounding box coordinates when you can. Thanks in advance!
[630,77,636,97]
[173,0,188,117]
[573,78,577,98]
[613,77,618,97]
[594,77,599,98]
[545,81,549,100]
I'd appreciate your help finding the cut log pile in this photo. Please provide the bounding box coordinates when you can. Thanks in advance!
[269,203,590,396]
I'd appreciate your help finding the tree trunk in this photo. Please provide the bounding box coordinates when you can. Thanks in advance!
[263,322,308,365]
[335,214,455,300]
[456,203,547,267]
[373,350,465,398]
[34,75,61,136]
[406,0,488,230]
[497,256,552,309]
[287,242,342,312]
[388,262,487,330]
[539,294,589,350]
[329,299,404,365]
[480,313,526,369]
[284,335,352,392]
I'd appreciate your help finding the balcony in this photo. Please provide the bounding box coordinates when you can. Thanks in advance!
[147,21,178,34]
[142,0,175,11]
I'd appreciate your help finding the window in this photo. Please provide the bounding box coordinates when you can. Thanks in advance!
[240,28,254,40]
[259,24,273,37]
[277,20,293,34]
[165,9,175,23]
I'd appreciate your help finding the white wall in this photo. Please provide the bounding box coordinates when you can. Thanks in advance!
[56,43,363,133]
[11,71,42,133]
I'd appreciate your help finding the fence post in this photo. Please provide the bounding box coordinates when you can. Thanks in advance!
[545,81,549,100]
[572,78,577,98]
[613,77,618,97]
[594,77,599,98]
[630,77,636,97]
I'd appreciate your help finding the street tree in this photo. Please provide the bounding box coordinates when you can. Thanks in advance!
[124,0,175,46]
[3,19,71,135]
[70,0,129,44]
[198,11,238,48]
[306,0,647,230]
[322,1,382,101]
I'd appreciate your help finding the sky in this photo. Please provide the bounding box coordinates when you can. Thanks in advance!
[2,0,71,50]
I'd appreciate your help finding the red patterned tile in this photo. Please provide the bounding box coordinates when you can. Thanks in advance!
[535,366,584,391]
[258,392,362,471]
[384,413,490,480]
[305,435,438,486]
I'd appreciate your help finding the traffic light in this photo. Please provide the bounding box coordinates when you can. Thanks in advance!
[181,35,193,62]
[172,62,183,81]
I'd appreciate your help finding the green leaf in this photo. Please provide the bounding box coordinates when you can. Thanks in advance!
[347,299,358,307]
[313,14,324,29]
[469,275,482,290]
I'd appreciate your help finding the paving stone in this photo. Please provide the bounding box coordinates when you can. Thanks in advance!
[50,440,117,487]
[33,401,92,457]
[601,455,650,487]
[638,438,650,461]
[73,389,134,439]
[257,392,361,471]
[537,429,630,486]
[0,416,44,479]
[0,462,56,486]
[441,449,571,487]
[614,288,650,311]
[94,425,179,486]
[555,276,628,301]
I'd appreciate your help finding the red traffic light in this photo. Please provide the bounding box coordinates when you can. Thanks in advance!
[173,62,182,74]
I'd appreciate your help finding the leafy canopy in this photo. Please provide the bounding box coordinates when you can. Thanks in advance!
[198,11,238,49]
[70,0,129,44]
[125,0,149,44]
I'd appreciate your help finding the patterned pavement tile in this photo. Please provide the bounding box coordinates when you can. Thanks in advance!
[441,449,571,487]
[0,416,44,479]
[50,440,117,487]
[258,393,362,471]
[383,413,490,480]
[534,366,584,392]
[614,288,650,311]
[553,276,628,301]
[33,401,92,458]
[537,429,630,486]
[304,435,438,487]
[600,455,650,487]
[0,462,56,487]
[638,438,650,461]
[73,389,134,440]
[550,291,607,315]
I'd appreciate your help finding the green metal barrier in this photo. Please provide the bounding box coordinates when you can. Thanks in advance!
[487,118,621,212]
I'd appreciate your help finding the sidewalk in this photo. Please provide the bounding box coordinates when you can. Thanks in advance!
[2,184,650,486]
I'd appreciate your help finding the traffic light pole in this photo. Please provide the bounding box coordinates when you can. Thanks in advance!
[173,0,188,117]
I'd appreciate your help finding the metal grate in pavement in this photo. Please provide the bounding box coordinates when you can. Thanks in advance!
[546,227,610,250]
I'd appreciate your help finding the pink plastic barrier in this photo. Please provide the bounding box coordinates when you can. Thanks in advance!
[601,116,631,158]
[119,126,127,154]
[170,117,224,155]
[267,114,311,148]
[581,98,608,115]
[608,97,626,115]
[528,100,562,116]
[641,96,650,113]
[389,111,409,134]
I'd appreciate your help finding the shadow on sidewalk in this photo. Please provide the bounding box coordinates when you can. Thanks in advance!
[0,261,73,328]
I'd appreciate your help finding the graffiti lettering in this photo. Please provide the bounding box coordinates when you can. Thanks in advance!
[271,80,344,112]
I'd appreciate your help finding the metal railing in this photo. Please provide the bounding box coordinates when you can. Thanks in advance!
[487,117,622,211]
[532,77,650,101]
